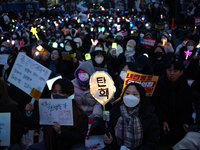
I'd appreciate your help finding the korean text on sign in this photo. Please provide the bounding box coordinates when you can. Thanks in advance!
[123,71,159,96]
[39,99,74,126]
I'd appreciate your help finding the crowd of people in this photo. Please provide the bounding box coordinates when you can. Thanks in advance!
[0,1,200,150]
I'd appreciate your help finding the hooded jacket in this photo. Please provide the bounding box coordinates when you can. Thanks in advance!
[72,61,103,118]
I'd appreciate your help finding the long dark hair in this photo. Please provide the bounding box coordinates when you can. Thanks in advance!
[0,78,17,108]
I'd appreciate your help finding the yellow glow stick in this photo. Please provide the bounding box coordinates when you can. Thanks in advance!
[30,27,39,40]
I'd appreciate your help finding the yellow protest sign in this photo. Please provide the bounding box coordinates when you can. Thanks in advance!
[122,70,159,97]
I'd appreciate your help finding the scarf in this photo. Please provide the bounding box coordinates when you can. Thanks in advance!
[114,104,143,149]
[77,78,89,89]
[48,60,58,78]
[124,50,135,63]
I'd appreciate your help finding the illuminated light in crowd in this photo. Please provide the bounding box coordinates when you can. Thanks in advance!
[122,17,125,19]
[35,51,40,56]
[53,7,55,9]
[11,29,14,32]
[142,16,145,21]
[11,40,15,45]
[195,26,197,29]
[36,45,43,51]
[47,19,50,22]
[106,16,109,18]
[1,37,4,39]
[52,42,58,48]
[12,19,14,22]
[143,53,149,58]
[145,23,149,27]
[161,14,163,19]
[93,3,95,5]
[7,40,10,43]
[85,53,91,60]
[16,26,18,30]
[184,50,192,61]
[40,26,44,29]
[55,23,59,27]
[87,13,90,18]
[77,19,80,23]
[132,8,134,12]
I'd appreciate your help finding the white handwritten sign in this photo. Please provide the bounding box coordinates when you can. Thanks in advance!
[0,113,11,146]
[8,52,51,100]
[0,54,9,65]
[39,99,73,126]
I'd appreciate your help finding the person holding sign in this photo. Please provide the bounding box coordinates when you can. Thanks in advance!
[103,83,160,150]
[152,60,194,149]
[0,78,24,150]
[72,61,103,127]
[28,78,88,150]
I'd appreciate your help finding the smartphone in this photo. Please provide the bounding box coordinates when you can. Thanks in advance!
[112,42,117,49]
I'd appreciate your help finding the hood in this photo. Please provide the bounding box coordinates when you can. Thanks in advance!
[74,60,96,78]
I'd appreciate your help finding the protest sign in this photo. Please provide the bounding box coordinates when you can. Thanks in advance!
[90,71,116,106]
[8,52,51,100]
[0,54,9,65]
[195,17,200,25]
[0,113,11,146]
[39,99,73,126]
[86,117,94,140]
[123,70,159,96]
[141,37,156,48]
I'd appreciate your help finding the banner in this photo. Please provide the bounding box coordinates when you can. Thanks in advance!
[0,54,9,65]
[123,71,159,96]
[39,99,73,126]
[0,113,11,146]
[8,52,51,100]
[195,17,200,25]
[141,37,156,48]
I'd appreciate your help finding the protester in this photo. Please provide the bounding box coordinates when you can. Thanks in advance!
[152,60,194,149]
[0,78,24,150]
[103,82,160,150]
[27,78,88,150]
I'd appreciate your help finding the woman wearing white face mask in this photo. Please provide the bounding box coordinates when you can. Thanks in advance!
[179,40,198,65]
[72,61,103,130]
[117,40,139,68]
[113,62,137,101]
[90,43,116,80]
[103,83,160,150]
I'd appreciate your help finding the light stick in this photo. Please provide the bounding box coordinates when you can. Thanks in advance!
[30,27,39,40]
[184,50,192,61]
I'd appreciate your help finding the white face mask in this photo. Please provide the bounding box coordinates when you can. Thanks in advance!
[65,45,72,51]
[140,33,144,38]
[120,71,127,81]
[12,35,17,39]
[1,47,5,52]
[104,33,109,36]
[146,26,151,30]
[126,46,134,51]
[123,95,140,108]
[95,57,104,64]
[78,73,89,81]
[187,46,194,51]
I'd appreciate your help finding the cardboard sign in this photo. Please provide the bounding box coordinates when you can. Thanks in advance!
[0,113,11,146]
[39,99,73,126]
[123,71,159,97]
[0,54,9,65]
[141,37,156,48]
[195,17,200,25]
[8,52,51,100]
[90,71,116,106]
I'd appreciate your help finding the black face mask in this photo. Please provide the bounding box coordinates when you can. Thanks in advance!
[53,94,67,99]
[155,52,162,58]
